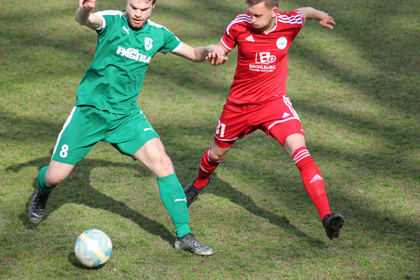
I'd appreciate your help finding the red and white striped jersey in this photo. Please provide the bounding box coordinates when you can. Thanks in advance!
[221,10,304,104]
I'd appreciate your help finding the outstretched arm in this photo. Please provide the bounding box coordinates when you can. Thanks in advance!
[172,43,228,65]
[298,7,336,29]
[75,0,103,30]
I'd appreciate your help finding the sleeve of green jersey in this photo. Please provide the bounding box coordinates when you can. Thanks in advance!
[159,27,182,53]
[94,10,123,35]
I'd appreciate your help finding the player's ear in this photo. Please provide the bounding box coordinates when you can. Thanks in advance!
[272,7,279,15]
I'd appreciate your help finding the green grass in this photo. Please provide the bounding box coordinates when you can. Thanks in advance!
[1,0,420,279]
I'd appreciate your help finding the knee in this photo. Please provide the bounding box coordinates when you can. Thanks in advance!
[45,170,66,186]
[285,134,306,156]
[160,154,173,169]
[209,148,227,162]
[154,154,175,177]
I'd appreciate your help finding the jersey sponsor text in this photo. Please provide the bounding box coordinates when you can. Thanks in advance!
[116,47,152,64]
[249,64,276,72]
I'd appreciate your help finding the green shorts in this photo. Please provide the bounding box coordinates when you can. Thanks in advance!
[51,106,160,165]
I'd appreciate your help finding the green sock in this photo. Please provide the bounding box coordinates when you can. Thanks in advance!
[37,166,53,196]
[157,173,191,238]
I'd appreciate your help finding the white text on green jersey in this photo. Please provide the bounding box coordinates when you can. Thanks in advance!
[116,47,152,64]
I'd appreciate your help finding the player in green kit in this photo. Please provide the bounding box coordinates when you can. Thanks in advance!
[29,0,227,256]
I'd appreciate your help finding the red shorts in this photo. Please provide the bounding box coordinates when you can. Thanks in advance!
[213,96,304,148]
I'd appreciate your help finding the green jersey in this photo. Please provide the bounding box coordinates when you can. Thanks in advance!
[75,10,181,114]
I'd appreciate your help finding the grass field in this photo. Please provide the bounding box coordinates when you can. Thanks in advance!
[1,0,419,279]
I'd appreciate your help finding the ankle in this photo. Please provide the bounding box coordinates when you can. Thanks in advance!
[194,178,209,189]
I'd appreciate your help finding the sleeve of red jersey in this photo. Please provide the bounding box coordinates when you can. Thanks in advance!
[290,9,305,25]
[220,15,241,51]
[276,9,305,28]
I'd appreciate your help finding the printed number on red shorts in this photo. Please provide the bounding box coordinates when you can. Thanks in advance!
[215,120,226,137]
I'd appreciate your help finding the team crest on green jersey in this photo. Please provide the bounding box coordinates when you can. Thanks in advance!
[145,38,153,50]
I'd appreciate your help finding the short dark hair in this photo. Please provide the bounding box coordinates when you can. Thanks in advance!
[133,0,157,5]
[245,0,279,9]
[146,0,157,5]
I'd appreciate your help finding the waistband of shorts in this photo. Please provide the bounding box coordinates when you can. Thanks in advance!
[226,94,286,107]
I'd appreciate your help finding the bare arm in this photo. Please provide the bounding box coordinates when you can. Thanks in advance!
[298,7,336,29]
[172,43,228,65]
[75,0,103,30]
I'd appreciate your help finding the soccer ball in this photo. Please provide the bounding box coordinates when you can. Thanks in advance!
[74,229,113,268]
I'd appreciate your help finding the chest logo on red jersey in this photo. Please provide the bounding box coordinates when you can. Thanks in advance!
[249,52,276,72]
[255,52,276,64]
[245,35,255,42]
[276,37,288,50]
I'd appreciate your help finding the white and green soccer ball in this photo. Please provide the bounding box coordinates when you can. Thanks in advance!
[74,229,113,268]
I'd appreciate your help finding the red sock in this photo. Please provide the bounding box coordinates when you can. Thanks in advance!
[292,147,331,221]
[194,147,223,188]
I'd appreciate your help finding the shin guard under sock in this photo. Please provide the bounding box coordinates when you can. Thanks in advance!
[292,147,331,221]
[37,166,53,196]
[195,148,223,188]
[157,173,191,238]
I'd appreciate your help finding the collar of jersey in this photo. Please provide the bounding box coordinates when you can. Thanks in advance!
[264,17,278,35]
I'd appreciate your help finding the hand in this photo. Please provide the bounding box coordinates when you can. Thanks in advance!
[205,45,228,66]
[317,11,335,29]
[79,0,96,11]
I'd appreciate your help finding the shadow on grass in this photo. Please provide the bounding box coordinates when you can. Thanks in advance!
[7,156,176,246]
[189,174,327,249]
[6,153,326,250]
[177,137,420,249]
[67,253,105,270]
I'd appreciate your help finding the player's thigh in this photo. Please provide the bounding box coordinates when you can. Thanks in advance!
[259,97,305,147]
[266,119,305,147]
[132,137,174,177]
[51,106,105,165]
[213,103,254,148]
[107,112,160,157]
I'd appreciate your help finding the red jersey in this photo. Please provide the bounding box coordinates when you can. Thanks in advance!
[221,10,304,104]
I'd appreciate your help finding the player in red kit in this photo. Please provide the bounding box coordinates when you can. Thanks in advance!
[187,0,345,240]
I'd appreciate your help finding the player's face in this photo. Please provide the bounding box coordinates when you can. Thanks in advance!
[124,0,155,29]
[248,2,278,32]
